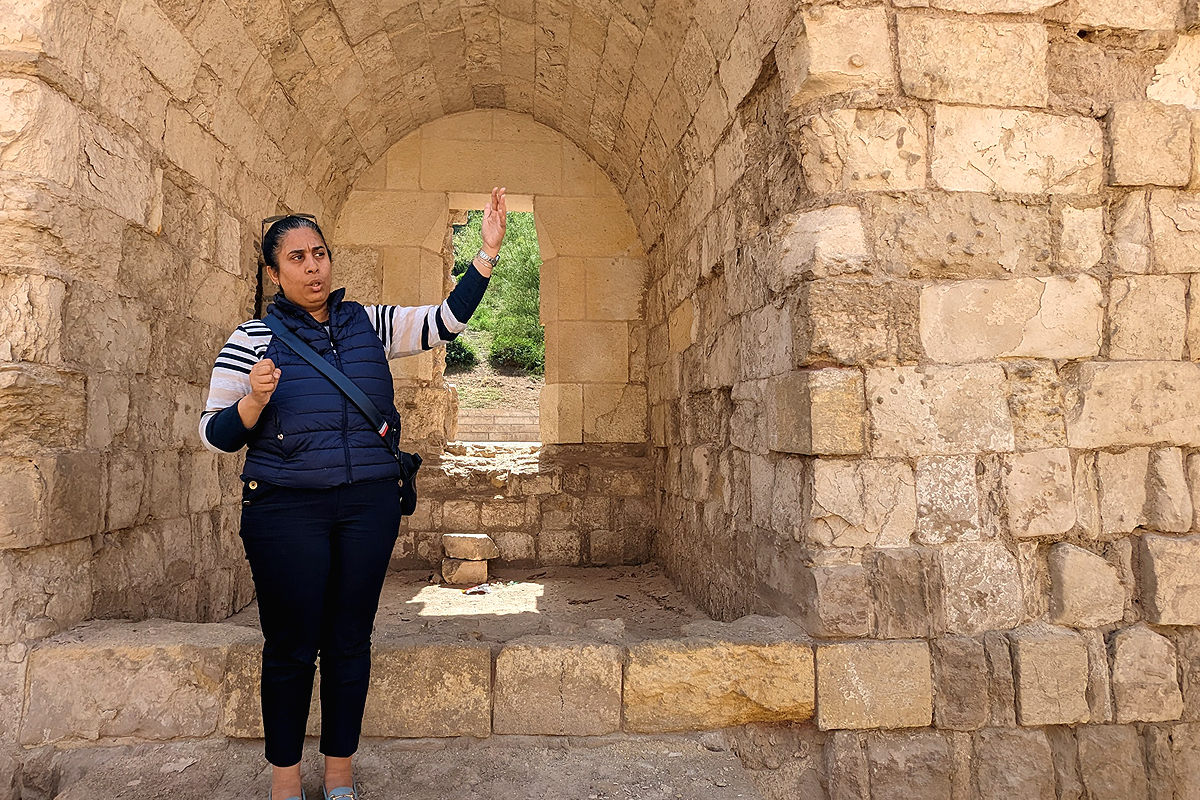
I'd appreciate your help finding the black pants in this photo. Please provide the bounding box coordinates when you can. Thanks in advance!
[239,478,400,767]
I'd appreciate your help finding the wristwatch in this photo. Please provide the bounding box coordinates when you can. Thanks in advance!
[475,248,500,268]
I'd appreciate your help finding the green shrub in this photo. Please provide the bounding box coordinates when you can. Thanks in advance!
[489,330,544,373]
[445,336,478,369]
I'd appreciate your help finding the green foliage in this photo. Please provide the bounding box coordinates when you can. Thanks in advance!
[445,336,478,369]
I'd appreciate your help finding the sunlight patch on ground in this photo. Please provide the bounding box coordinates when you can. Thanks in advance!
[407,580,546,617]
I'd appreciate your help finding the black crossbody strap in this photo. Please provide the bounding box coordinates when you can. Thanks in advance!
[262,315,421,481]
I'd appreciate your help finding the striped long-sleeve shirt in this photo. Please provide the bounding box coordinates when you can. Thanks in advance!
[199,265,488,453]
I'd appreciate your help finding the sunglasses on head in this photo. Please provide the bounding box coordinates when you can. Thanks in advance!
[261,212,318,241]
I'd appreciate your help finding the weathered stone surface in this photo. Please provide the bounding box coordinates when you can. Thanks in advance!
[22,621,257,744]
[915,456,980,545]
[982,633,1018,727]
[765,369,865,456]
[798,108,927,193]
[1078,725,1149,800]
[932,636,989,731]
[441,533,500,561]
[868,549,936,640]
[795,564,871,638]
[974,728,1055,800]
[0,77,81,187]
[0,452,102,551]
[793,280,920,367]
[1060,205,1106,271]
[1049,0,1180,31]
[825,729,870,800]
[867,365,1014,458]
[809,459,915,549]
[929,0,1061,9]
[773,206,870,288]
[816,641,932,730]
[441,558,487,585]
[1047,543,1124,628]
[0,272,64,364]
[932,105,1104,194]
[0,364,86,456]
[1004,360,1068,451]
[1111,624,1185,723]
[1177,628,1200,721]
[777,6,896,107]
[222,639,319,739]
[1109,276,1188,359]
[898,14,1048,107]
[1150,190,1200,273]
[1004,449,1077,539]
[1083,628,1115,724]
[493,637,622,735]
[624,616,815,733]
[1109,102,1192,187]
[1063,361,1200,448]
[920,276,1103,362]
[1146,447,1194,532]
[1098,448,1150,534]
[1140,533,1200,624]
[361,639,492,738]
[1149,34,1200,109]
[865,731,954,800]
[939,543,1024,634]
[1010,624,1091,726]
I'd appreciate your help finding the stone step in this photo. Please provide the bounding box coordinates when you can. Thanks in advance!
[27,735,764,799]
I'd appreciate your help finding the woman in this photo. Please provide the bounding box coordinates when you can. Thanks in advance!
[199,187,507,800]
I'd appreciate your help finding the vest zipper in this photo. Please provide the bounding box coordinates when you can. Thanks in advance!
[330,327,354,484]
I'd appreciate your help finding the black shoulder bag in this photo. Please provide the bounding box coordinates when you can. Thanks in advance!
[262,315,422,516]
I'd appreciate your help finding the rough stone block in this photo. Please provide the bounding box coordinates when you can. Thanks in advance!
[1150,190,1200,273]
[825,729,870,800]
[867,365,1014,458]
[765,369,865,456]
[556,321,629,383]
[1141,533,1200,625]
[493,637,622,735]
[809,459,916,549]
[1098,448,1150,534]
[539,383,582,444]
[1109,102,1191,187]
[1049,0,1180,30]
[799,108,927,193]
[898,14,1048,107]
[624,616,815,733]
[793,279,920,367]
[1108,276,1187,359]
[0,77,80,187]
[1010,624,1091,726]
[915,456,980,545]
[0,364,86,455]
[361,639,491,737]
[1063,361,1200,449]
[920,276,1103,362]
[0,272,64,364]
[939,543,1024,634]
[1060,205,1106,271]
[932,105,1104,194]
[777,6,895,107]
[583,384,647,444]
[816,640,933,730]
[932,636,989,731]
[22,621,258,744]
[773,206,870,288]
[1147,447,1193,532]
[1077,725,1150,800]
[975,729,1056,800]
[868,549,936,639]
[866,731,954,800]
[1004,449,1077,539]
[441,558,486,586]
[0,452,102,551]
[1111,624,1185,723]
[1176,627,1200,720]
[533,197,641,258]
[441,533,499,561]
[1048,543,1124,628]
[796,564,871,638]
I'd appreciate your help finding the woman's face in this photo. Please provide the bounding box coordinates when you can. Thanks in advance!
[270,226,332,319]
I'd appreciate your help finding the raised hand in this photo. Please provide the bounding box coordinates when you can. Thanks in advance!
[238,358,280,428]
[480,186,507,257]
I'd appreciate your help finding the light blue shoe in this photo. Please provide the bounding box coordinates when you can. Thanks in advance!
[323,783,359,799]
[269,790,306,800]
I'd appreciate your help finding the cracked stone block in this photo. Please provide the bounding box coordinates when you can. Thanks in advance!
[777,6,895,108]
[1112,624,1185,723]
[920,276,1103,362]
[765,369,865,456]
[1062,361,1200,449]
[809,459,916,549]
[1048,543,1124,628]
[916,456,979,545]
[794,279,921,367]
[898,14,1048,107]
[1078,725,1150,800]
[799,108,927,193]
[441,558,487,586]
[1108,276,1187,360]
[773,206,870,288]
[1146,448,1194,532]
[816,640,932,730]
[1004,449,1077,539]
[361,640,492,738]
[1010,624,1091,726]
[1140,533,1200,624]
[624,616,815,733]
[1150,191,1200,274]
[493,636,622,735]
[1109,102,1191,187]
[1116,192,1152,274]
[939,542,1024,634]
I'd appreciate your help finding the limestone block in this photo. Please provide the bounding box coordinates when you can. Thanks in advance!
[930,636,989,731]
[1112,624,1185,723]
[808,459,916,549]
[0,452,101,551]
[494,637,621,735]
[939,542,1024,634]
[898,14,1048,107]
[815,641,932,730]
[583,383,647,443]
[866,365,1014,457]
[441,501,480,532]
[1049,0,1181,31]
[0,538,91,644]
[441,558,487,585]
[1062,361,1200,449]
[796,564,872,638]
[865,731,955,800]
[1150,191,1200,273]
[1140,533,1200,625]
[624,617,815,732]
[361,639,492,738]
[117,0,202,98]
[1077,725,1150,800]
[1147,447,1194,532]
[163,105,221,193]
[765,369,865,456]
[1116,192,1152,274]
[0,77,80,187]
[932,105,1104,194]
[930,0,1062,10]
[534,197,641,258]
[668,299,694,354]
[442,533,499,561]
[1060,205,1106,271]
[420,138,563,195]
[1048,544,1124,628]
[1109,276,1187,359]
[21,620,258,744]
[557,321,628,383]
[868,549,936,639]
[539,383,582,444]
[334,191,447,248]
[920,276,1103,362]
[585,258,646,321]
[777,6,895,107]
[1097,449,1150,536]
[915,456,980,545]
[1005,449,1077,539]
[0,272,64,364]
[798,108,927,193]
[794,280,920,367]
[1109,102,1191,187]
[1010,624,1091,726]
[975,729,1056,800]
[222,639,320,738]
[773,206,870,289]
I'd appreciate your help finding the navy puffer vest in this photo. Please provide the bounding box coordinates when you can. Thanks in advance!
[242,288,402,488]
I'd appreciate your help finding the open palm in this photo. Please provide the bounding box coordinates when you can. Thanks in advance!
[481,186,507,253]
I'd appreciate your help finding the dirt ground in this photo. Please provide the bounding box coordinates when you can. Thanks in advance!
[446,329,543,412]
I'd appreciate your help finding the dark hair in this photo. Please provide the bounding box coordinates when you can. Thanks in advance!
[261,215,332,270]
